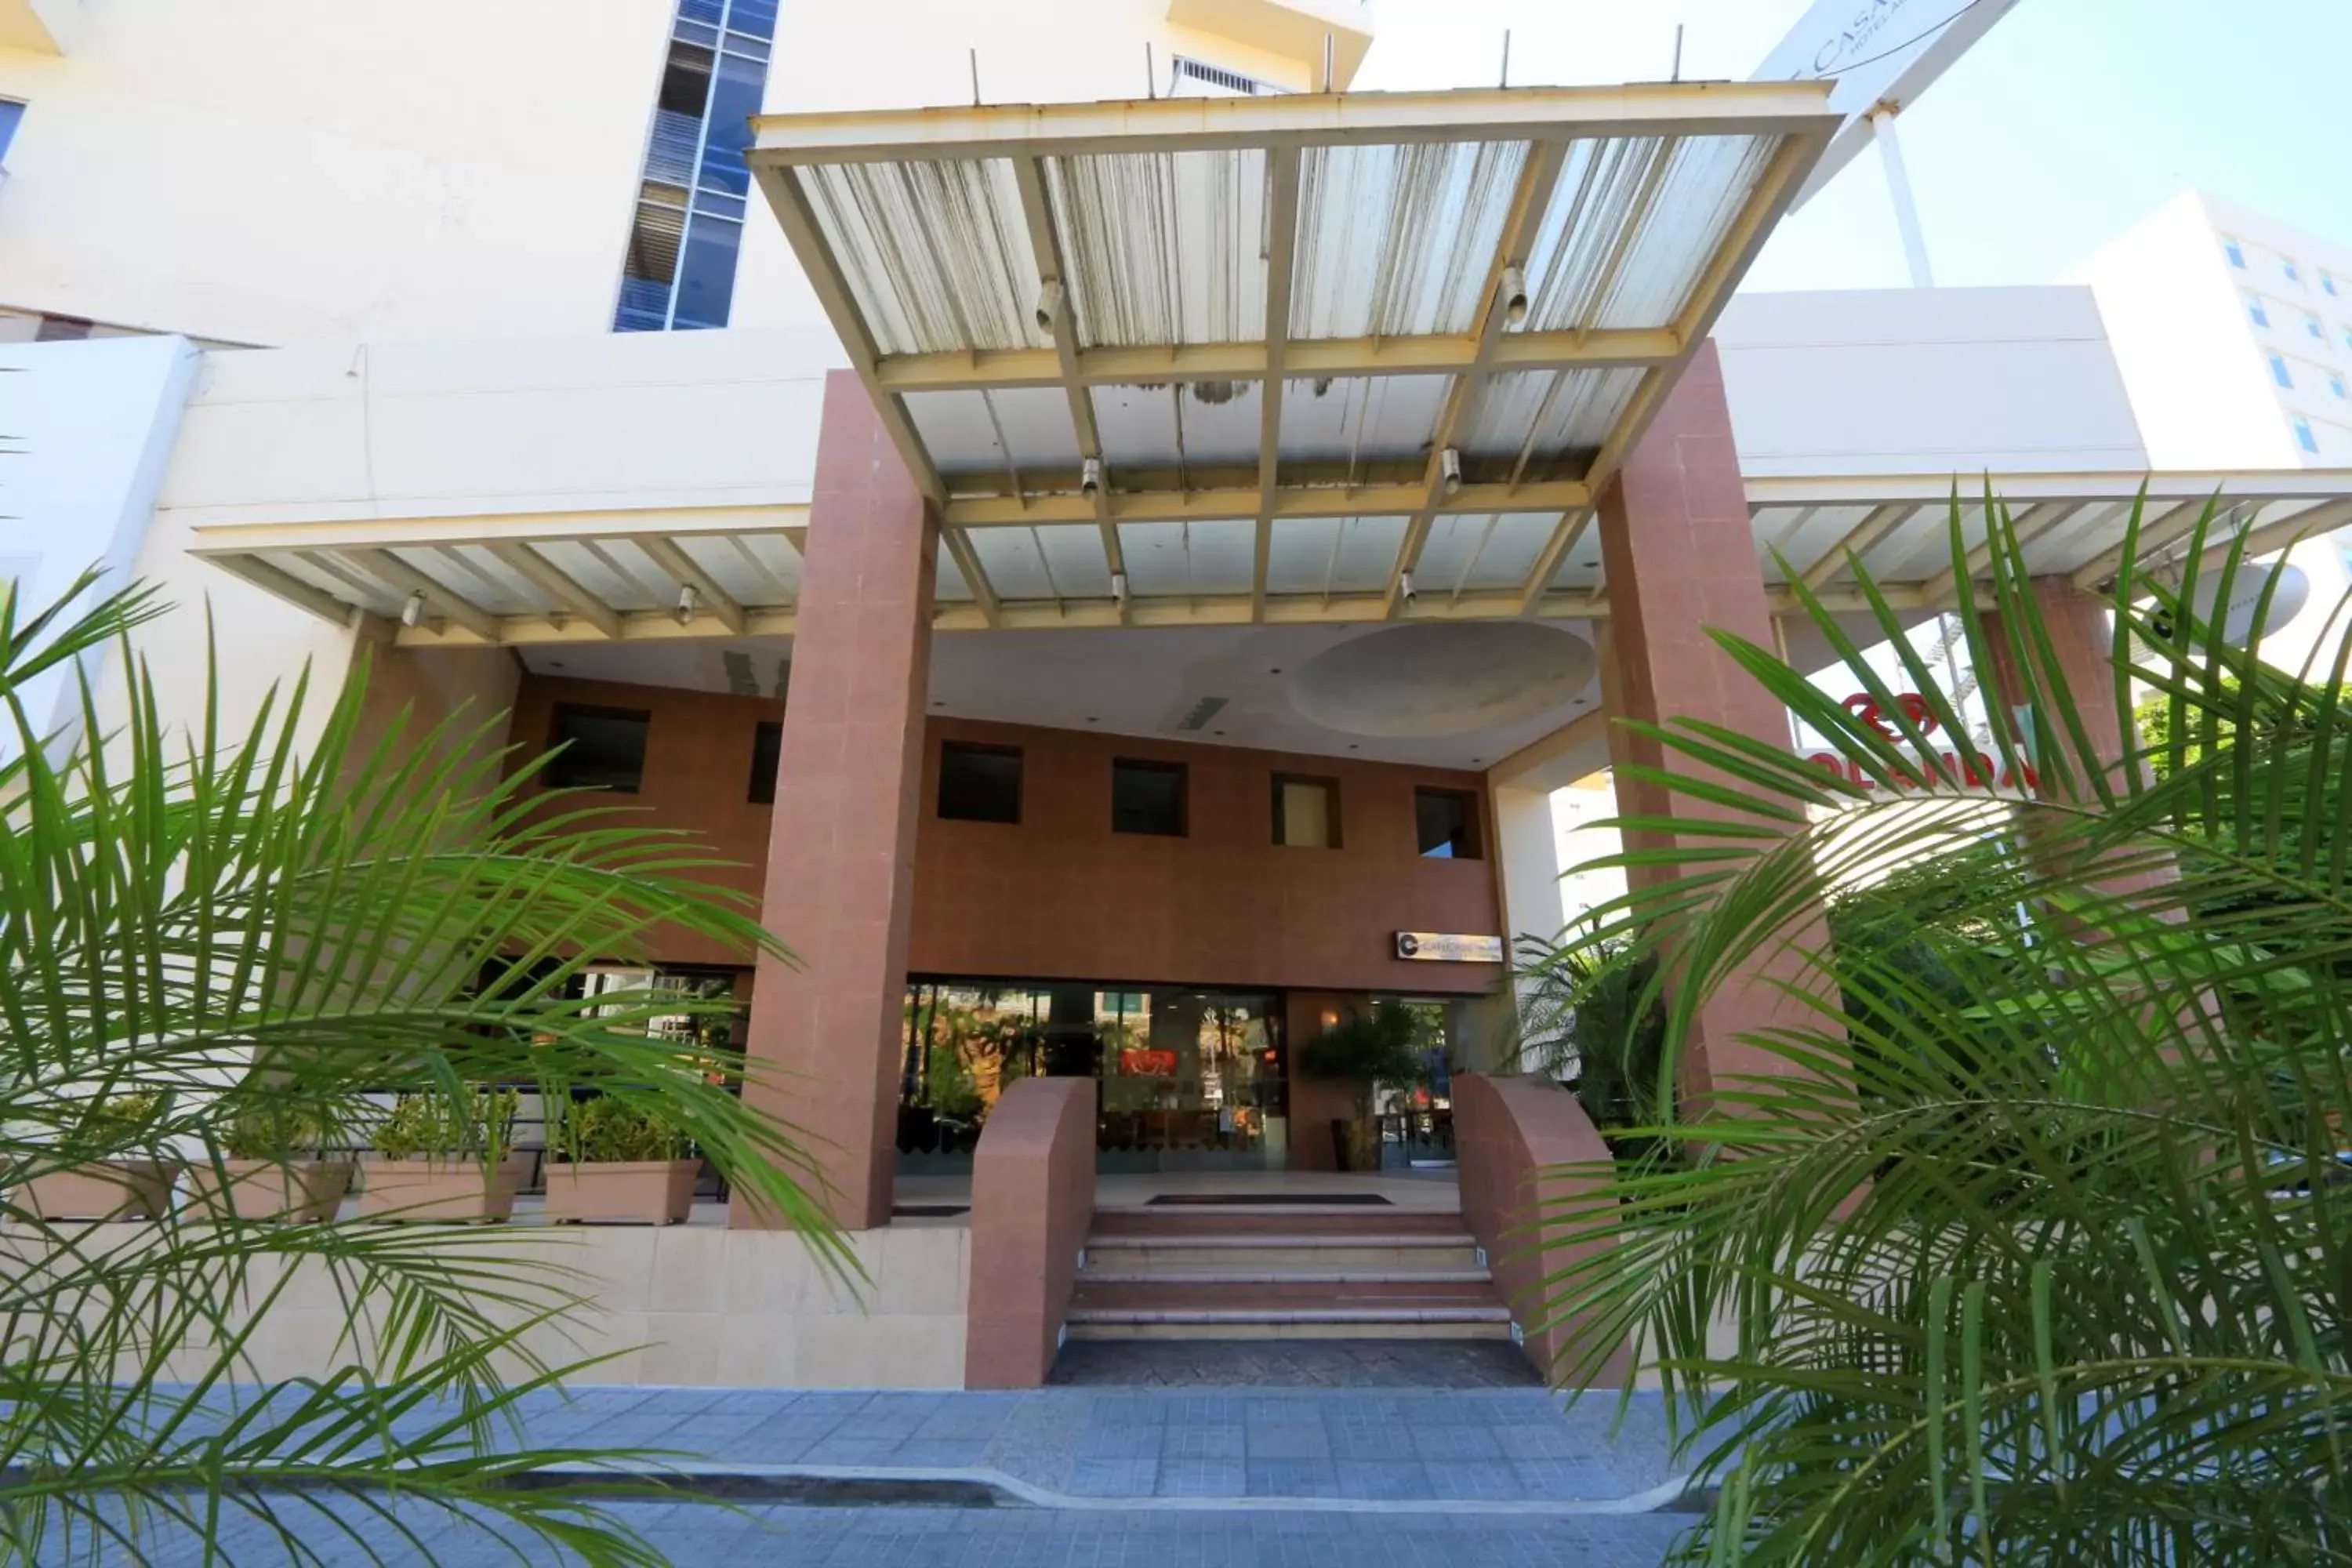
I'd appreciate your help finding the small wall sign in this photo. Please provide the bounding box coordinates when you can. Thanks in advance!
[1395,931,1504,963]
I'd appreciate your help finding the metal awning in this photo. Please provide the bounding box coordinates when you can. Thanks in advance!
[1747,471,2352,612]
[747,84,1838,629]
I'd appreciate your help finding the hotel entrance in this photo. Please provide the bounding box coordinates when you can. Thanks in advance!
[896,980,1289,1173]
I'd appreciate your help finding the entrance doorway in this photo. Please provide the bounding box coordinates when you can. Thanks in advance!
[895,979,1290,1174]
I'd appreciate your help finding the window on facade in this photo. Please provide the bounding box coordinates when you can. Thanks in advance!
[1414,789,1479,859]
[2247,296,2270,328]
[2282,257,2301,283]
[2270,354,2294,389]
[0,100,22,165]
[612,0,775,332]
[747,720,782,804]
[2308,313,2325,339]
[1272,775,1339,848]
[2327,271,2342,297]
[2295,416,2321,456]
[546,706,652,793]
[2332,374,2349,402]
[2223,238,2246,268]
[939,742,1022,824]
[1168,54,1287,97]
[1112,759,1188,837]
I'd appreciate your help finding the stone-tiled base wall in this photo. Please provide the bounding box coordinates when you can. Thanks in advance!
[42,1219,971,1390]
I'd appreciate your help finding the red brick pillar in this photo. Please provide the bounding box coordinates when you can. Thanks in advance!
[1977,579,2132,796]
[731,372,936,1232]
[1594,341,1817,1111]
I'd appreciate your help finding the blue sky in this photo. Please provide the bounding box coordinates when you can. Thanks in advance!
[1356,0,2352,292]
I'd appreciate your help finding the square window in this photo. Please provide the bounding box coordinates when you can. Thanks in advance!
[2295,416,2320,456]
[1272,775,1339,848]
[2224,238,2246,268]
[1414,789,1480,859]
[2247,296,2270,327]
[2270,354,2293,389]
[1112,758,1187,837]
[546,706,651,793]
[938,742,1022,824]
[746,720,782,804]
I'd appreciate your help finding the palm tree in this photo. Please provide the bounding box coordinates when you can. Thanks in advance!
[0,575,846,1564]
[1521,495,2352,1563]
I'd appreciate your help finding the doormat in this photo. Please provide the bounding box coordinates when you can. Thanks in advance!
[891,1203,971,1218]
[1145,1193,1392,1207]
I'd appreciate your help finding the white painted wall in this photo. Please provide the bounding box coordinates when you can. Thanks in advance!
[0,0,670,344]
[0,333,197,752]
[2065,192,2303,470]
[2067,190,2352,681]
[1714,285,2151,477]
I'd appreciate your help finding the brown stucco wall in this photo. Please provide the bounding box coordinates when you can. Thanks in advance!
[500,681,1508,996]
[505,672,785,968]
[910,717,1505,998]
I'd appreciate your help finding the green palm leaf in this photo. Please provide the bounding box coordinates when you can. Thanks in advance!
[0,579,847,1565]
[1522,490,2352,1563]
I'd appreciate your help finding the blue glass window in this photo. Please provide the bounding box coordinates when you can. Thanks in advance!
[2332,374,2348,401]
[0,100,22,164]
[2294,416,2320,455]
[2270,354,2293,389]
[2248,296,2270,328]
[2309,314,2325,340]
[612,0,775,332]
[2224,238,2246,268]
[2284,258,2301,283]
[2327,272,2341,296]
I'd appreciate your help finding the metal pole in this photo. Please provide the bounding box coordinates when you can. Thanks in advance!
[1323,33,1334,92]
[1871,105,1936,289]
[1671,24,1683,82]
[969,47,982,107]
[1500,29,1511,88]
[1145,42,1155,98]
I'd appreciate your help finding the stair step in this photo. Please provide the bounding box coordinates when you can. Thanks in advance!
[1088,1210,1466,1239]
[1085,1232,1475,1250]
[1079,1268,1493,1287]
[1066,1303,1513,1341]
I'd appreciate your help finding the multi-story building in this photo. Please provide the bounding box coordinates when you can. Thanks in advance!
[2071,190,2352,672]
[3,0,2347,1390]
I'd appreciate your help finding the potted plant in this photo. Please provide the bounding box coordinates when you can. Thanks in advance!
[1300,1007,1433,1173]
[354,1086,524,1222]
[17,1093,180,1221]
[184,1104,356,1224]
[539,1094,700,1225]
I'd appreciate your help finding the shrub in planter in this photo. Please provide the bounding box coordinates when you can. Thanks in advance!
[16,1094,180,1221]
[540,1095,699,1225]
[185,1104,355,1224]
[354,1087,524,1223]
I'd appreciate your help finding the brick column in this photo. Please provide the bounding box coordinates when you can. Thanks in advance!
[731,372,936,1232]
[1594,341,1817,1110]
[1976,578,2132,796]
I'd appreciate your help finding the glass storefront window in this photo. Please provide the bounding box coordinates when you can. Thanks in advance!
[898,978,1288,1172]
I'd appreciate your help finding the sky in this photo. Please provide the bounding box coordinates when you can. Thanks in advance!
[1353,0,2352,292]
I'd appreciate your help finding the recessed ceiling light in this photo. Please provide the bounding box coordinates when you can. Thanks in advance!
[1087,717,1099,723]
[1269,667,1283,674]
[1348,743,1359,750]
[1212,729,1225,735]
[932,699,946,707]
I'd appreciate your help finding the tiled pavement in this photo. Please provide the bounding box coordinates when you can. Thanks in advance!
[92,1500,1690,1567]
[495,1385,1682,1504]
[90,1383,1694,1564]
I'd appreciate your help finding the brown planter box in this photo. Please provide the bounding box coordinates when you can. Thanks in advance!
[539,1160,699,1225]
[16,1160,179,1221]
[185,1159,355,1224]
[1330,1116,1381,1174]
[354,1156,522,1222]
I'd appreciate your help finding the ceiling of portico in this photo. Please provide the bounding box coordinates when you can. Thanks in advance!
[520,617,1604,772]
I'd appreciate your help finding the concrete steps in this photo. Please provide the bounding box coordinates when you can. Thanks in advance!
[1067,1205,1512,1342]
